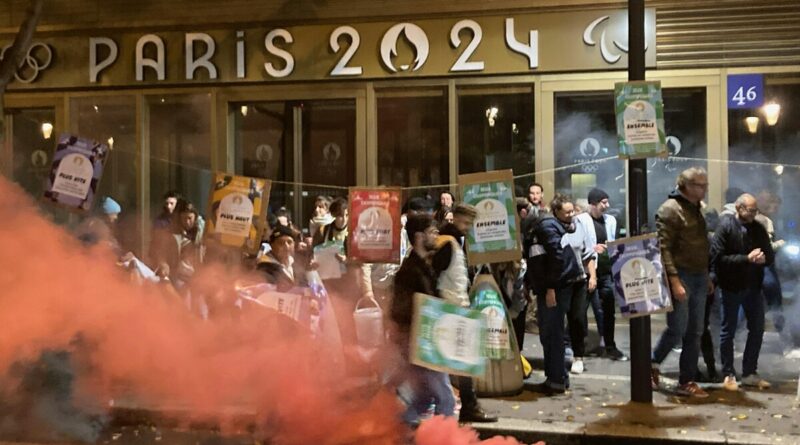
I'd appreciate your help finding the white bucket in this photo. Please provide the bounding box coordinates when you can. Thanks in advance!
[353,296,384,349]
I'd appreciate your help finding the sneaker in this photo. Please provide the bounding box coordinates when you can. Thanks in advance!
[570,358,585,374]
[651,367,661,390]
[722,375,739,391]
[741,374,771,389]
[606,348,629,361]
[675,381,709,398]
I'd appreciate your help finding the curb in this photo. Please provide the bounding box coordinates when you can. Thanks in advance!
[470,417,800,445]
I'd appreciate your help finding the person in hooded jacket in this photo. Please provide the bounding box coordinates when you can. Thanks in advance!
[529,194,584,395]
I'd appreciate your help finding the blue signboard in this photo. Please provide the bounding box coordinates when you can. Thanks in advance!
[727,74,764,109]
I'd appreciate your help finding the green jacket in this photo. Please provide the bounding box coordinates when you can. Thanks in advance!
[655,190,709,276]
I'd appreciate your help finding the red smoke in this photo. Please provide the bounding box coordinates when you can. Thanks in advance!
[0,176,540,445]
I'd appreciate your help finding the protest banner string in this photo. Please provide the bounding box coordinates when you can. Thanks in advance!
[144,153,799,195]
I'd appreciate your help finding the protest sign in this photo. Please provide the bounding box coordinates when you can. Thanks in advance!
[348,187,402,263]
[411,293,486,378]
[314,240,347,280]
[459,170,521,265]
[614,80,667,159]
[608,233,673,318]
[43,134,109,211]
[207,173,270,254]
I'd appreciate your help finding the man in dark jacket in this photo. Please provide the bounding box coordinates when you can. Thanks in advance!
[651,167,712,398]
[390,214,455,425]
[530,194,583,395]
[711,193,774,391]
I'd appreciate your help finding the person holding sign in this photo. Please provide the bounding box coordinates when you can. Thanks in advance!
[711,193,774,391]
[389,214,455,426]
[432,203,497,423]
[651,167,713,398]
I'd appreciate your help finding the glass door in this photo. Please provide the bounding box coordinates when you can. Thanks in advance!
[542,74,719,233]
[232,99,357,237]
[2,96,68,223]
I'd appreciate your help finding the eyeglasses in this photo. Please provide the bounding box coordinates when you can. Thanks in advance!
[740,206,759,214]
[689,182,709,189]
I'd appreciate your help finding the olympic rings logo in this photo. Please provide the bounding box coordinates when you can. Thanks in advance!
[0,42,53,83]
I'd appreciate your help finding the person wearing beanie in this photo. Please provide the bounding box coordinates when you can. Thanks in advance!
[575,188,627,362]
[101,196,122,224]
[257,224,302,290]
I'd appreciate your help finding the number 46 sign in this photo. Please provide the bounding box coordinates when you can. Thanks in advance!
[727,74,764,109]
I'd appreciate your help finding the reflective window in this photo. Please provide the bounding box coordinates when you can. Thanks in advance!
[554,88,707,231]
[148,94,212,216]
[71,96,138,252]
[378,89,448,198]
[233,99,355,235]
[458,87,535,196]
[10,108,56,198]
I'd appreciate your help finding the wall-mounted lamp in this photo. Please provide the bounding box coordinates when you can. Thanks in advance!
[745,116,759,134]
[774,164,784,176]
[485,106,499,127]
[763,102,781,126]
[107,137,114,150]
[240,105,249,117]
[41,122,53,139]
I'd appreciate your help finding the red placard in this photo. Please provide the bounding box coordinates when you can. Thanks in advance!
[348,187,402,264]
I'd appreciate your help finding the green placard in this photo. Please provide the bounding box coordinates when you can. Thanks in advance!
[459,170,522,266]
[615,81,667,159]
[410,293,486,378]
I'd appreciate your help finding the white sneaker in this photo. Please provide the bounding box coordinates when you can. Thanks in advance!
[570,358,585,374]
[741,374,771,389]
[722,375,739,391]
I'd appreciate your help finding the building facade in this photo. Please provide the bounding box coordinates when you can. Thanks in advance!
[1,0,798,255]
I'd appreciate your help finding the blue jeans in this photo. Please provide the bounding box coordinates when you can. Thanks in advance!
[400,365,455,425]
[537,286,572,389]
[652,270,707,384]
[720,287,765,378]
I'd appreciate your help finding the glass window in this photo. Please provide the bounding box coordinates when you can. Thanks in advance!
[233,101,294,218]
[554,92,625,227]
[233,99,355,235]
[71,96,139,253]
[299,100,356,232]
[458,87,535,196]
[148,94,212,217]
[10,108,56,198]
[378,89,448,198]
[554,88,707,232]
[728,78,800,289]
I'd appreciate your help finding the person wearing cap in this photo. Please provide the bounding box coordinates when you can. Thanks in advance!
[575,188,627,361]
[257,224,303,290]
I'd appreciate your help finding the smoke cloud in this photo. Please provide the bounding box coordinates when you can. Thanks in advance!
[0,176,541,444]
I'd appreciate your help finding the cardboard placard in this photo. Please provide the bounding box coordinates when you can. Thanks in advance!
[615,80,667,159]
[608,233,673,318]
[410,293,486,378]
[43,134,110,212]
[458,170,522,266]
[348,187,402,264]
[207,173,270,254]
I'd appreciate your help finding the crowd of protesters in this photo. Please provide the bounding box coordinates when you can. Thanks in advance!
[76,165,794,425]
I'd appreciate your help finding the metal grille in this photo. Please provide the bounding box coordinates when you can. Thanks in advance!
[653,0,800,68]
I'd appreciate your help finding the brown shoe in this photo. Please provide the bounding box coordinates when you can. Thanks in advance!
[651,367,660,390]
[676,381,709,398]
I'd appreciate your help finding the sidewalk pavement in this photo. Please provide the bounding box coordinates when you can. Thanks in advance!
[469,317,800,445]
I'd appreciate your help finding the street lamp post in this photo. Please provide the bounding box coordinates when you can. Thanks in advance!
[627,0,653,404]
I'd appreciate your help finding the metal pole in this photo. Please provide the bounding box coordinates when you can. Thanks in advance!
[627,0,653,404]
